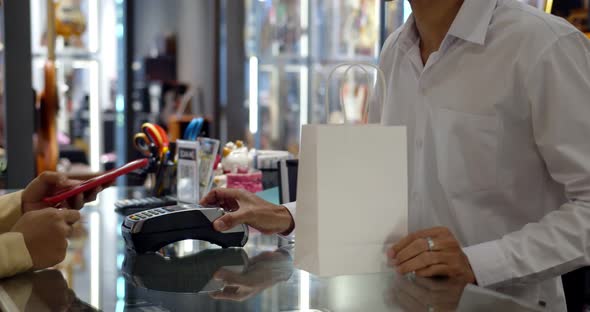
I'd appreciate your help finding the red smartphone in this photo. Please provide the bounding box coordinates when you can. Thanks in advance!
[43,158,150,205]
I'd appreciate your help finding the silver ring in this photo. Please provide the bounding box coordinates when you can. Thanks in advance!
[406,271,416,281]
[426,236,435,252]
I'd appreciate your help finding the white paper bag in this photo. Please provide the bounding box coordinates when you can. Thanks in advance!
[294,63,408,277]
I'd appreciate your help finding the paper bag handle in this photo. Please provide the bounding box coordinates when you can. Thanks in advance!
[325,62,387,124]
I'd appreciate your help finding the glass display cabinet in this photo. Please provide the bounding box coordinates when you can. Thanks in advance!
[30,0,121,173]
[245,0,409,153]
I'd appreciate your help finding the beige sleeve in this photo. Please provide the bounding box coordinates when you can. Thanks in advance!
[0,191,23,234]
[0,233,33,279]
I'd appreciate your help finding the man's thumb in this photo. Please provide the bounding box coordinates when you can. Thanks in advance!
[61,209,81,224]
[213,212,246,232]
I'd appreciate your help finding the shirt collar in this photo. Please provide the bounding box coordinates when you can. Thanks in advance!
[398,15,420,51]
[448,0,498,45]
[398,0,497,49]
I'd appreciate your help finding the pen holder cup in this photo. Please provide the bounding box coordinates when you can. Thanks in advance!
[150,162,177,197]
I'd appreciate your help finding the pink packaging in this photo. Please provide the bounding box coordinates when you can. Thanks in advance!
[226,171,263,193]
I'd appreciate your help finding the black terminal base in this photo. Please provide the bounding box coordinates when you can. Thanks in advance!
[123,228,246,254]
[122,248,248,293]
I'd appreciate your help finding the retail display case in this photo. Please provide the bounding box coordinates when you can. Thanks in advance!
[245,0,408,153]
[244,0,309,153]
[30,0,121,172]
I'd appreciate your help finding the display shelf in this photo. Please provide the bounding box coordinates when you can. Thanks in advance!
[245,0,309,58]
[310,62,379,124]
[30,0,99,55]
[32,55,102,171]
[308,0,396,125]
[30,0,120,172]
[32,48,98,60]
[245,0,310,151]
[245,0,407,151]
[312,55,378,64]
[257,55,308,65]
[311,0,381,61]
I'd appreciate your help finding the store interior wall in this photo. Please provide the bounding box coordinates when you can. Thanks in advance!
[3,0,35,188]
[177,0,216,122]
[133,0,179,60]
[223,0,247,143]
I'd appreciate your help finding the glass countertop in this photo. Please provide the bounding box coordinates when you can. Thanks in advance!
[0,187,542,312]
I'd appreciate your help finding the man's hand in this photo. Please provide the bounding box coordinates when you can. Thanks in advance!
[388,227,476,284]
[11,208,81,270]
[22,172,107,213]
[385,274,466,312]
[199,189,294,235]
[210,251,292,302]
[30,270,76,310]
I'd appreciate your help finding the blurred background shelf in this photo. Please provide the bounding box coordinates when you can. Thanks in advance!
[30,0,121,174]
[0,0,587,187]
[243,0,407,153]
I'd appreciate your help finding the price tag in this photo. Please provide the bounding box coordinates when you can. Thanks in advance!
[176,140,200,204]
[197,137,220,199]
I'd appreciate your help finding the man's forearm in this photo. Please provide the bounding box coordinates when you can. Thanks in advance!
[464,201,590,287]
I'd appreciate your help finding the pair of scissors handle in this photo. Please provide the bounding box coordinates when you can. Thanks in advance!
[141,123,170,154]
[134,133,154,157]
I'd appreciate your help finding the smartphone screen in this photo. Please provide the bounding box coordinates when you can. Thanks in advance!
[43,158,149,205]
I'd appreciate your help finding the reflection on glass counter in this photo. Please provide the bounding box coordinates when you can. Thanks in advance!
[0,187,545,311]
[0,266,545,312]
[0,270,99,311]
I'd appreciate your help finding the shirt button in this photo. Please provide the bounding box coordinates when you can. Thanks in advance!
[416,139,423,149]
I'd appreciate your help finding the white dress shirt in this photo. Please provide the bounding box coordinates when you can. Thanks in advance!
[286,0,590,310]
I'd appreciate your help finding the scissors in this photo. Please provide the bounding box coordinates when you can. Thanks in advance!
[134,123,170,157]
[183,118,204,141]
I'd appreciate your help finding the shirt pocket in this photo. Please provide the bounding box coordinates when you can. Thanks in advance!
[432,107,499,195]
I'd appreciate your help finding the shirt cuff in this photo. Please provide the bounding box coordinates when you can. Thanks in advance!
[0,233,33,279]
[283,202,296,217]
[463,240,513,287]
[279,202,296,237]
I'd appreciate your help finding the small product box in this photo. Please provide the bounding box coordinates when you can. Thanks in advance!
[176,140,200,204]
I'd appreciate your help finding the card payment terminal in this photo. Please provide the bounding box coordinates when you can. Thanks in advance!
[122,205,248,253]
